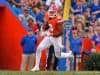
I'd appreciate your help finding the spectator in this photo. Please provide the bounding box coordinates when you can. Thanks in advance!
[89,0,100,18]
[76,22,85,38]
[87,0,93,5]
[32,6,44,28]
[86,25,95,39]
[20,29,37,71]
[71,1,84,16]
[81,26,93,55]
[7,0,19,7]
[83,6,91,23]
[7,0,23,16]
[92,26,100,53]
[88,12,97,27]
[18,9,35,24]
[11,0,22,7]
[81,0,88,6]
[32,0,43,8]
[46,0,62,10]
[71,0,77,7]
[67,27,82,71]
[75,15,86,26]
[27,18,39,34]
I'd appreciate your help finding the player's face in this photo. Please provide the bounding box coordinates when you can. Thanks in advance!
[49,11,56,18]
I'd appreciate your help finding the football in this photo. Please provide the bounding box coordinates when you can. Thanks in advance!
[42,23,49,31]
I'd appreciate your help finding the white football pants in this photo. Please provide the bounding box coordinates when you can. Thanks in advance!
[35,36,72,67]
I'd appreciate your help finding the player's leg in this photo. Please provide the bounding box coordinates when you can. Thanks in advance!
[50,36,62,58]
[20,54,28,71]
[51,36,73,58]
[31,36,52,71]
[28,54,35,70]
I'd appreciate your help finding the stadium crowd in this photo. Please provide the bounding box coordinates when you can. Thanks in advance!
[6,0,100,71]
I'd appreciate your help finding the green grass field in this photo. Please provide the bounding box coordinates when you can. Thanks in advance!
[0,71,100,75]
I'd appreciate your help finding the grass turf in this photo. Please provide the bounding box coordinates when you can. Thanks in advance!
[0,71,100,75]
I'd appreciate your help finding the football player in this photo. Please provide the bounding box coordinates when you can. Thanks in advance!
[31,6,73,71]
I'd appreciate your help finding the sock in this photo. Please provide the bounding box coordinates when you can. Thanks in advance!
[35,48,42,68]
